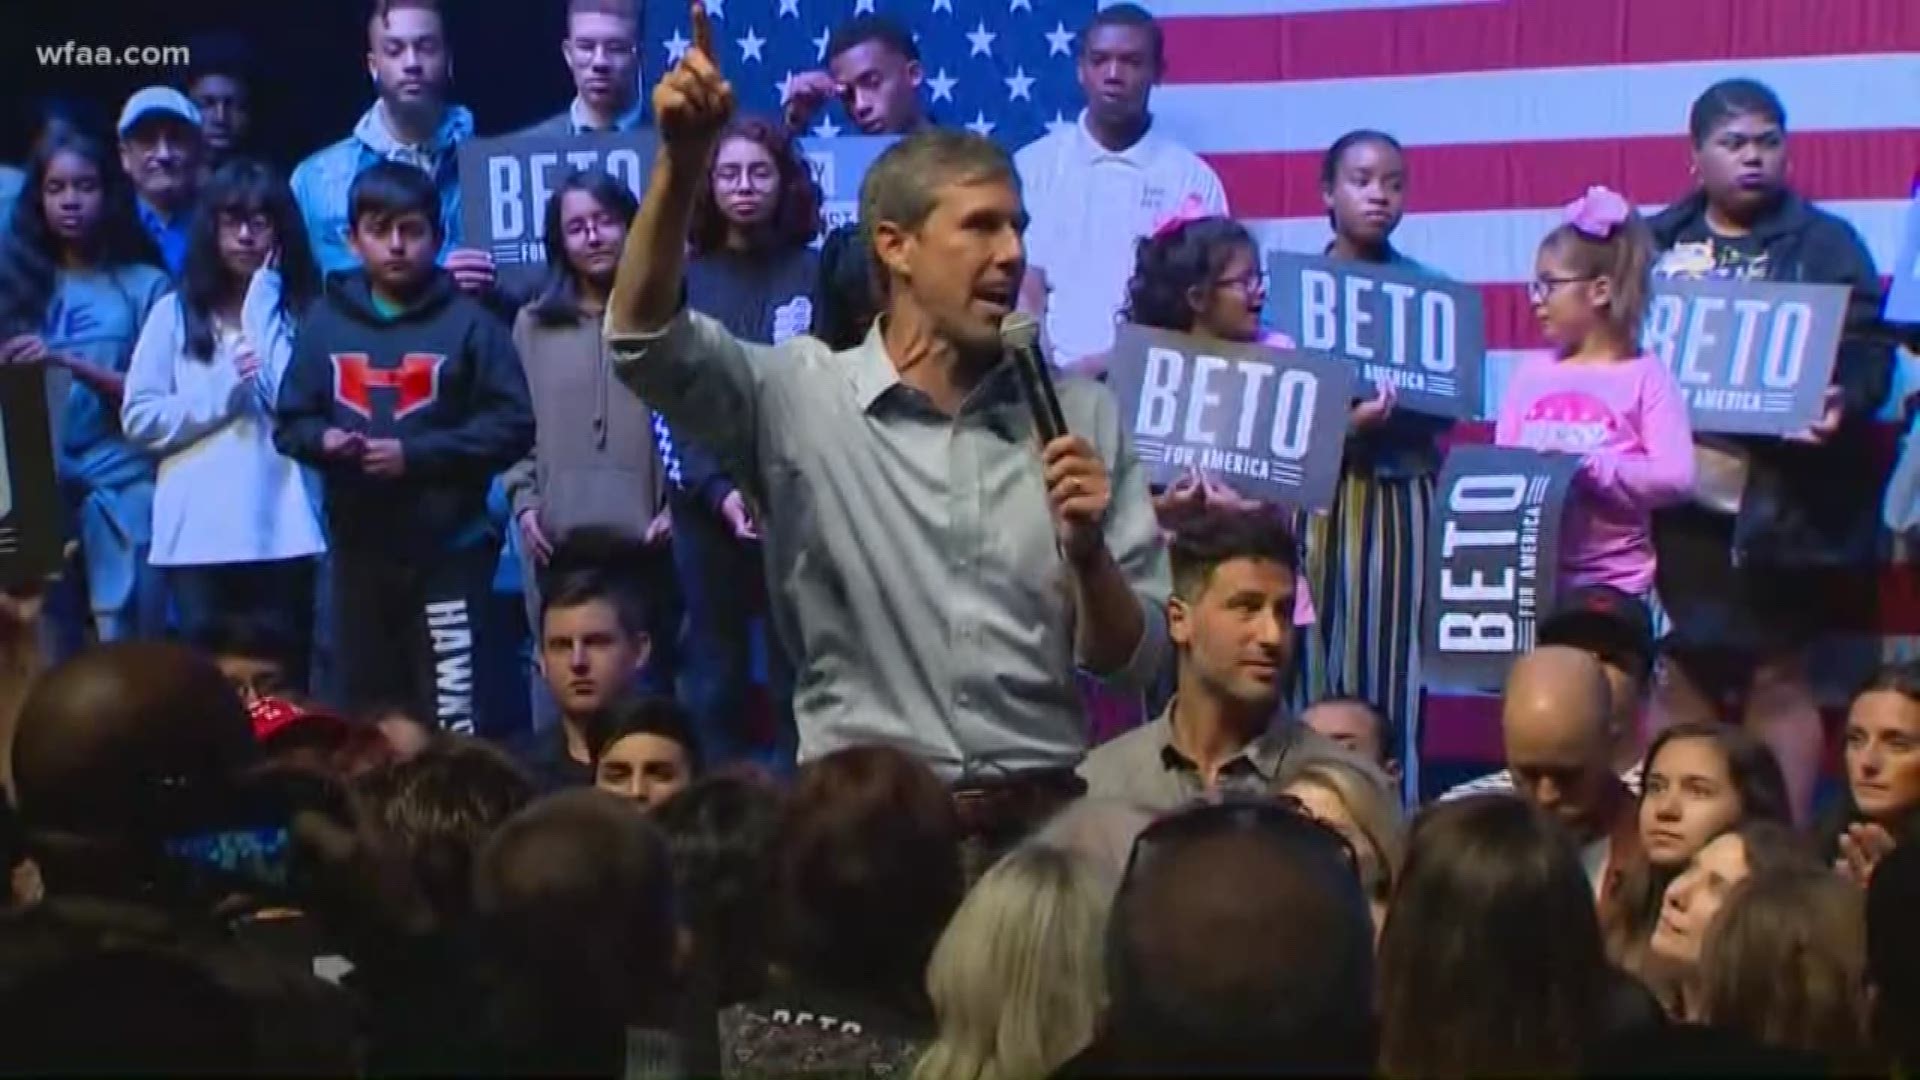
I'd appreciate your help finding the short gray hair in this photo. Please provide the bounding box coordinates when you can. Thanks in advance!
[858,129,1019,294]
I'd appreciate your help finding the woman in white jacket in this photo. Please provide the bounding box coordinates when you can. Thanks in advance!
[122,159,325,682]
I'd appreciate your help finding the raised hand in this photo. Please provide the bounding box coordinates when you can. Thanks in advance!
[653,0,735,150]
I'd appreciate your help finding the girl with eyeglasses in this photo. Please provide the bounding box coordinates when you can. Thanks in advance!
[1494,185,1695,611]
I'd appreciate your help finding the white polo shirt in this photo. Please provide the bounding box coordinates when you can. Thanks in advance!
[1016,111,1227,368]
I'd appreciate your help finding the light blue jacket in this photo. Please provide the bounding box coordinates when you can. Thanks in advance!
[290,103,475,276]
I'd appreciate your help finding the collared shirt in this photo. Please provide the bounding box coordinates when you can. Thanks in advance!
[1440,760,1645,802]
[607,309,1170,780]
[567,93,646,134]
[137,200,191,278]
[1015,110,1227,367]
[1077,698,1329,813]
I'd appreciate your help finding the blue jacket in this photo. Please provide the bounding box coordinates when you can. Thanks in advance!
[290,104,475,277]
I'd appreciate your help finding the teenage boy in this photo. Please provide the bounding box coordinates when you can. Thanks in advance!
[276,161,534,738]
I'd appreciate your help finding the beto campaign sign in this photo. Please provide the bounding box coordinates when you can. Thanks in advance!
[1421,445,1579,691]
[1643,278,1848,436]
[0,366,63,588]
[800,136,897,242]
[1265,250,1485,420]
[459,130,657,295]
[1107,325,1355,510]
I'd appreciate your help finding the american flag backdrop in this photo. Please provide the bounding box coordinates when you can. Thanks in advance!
[646,0,1920,781]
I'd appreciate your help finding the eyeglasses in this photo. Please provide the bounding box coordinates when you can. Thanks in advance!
[1121,795,1360,885]
[1527,274,1595,304]
[1215,270,1270,296]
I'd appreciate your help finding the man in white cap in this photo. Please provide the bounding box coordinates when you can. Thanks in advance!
[117,86,204,276]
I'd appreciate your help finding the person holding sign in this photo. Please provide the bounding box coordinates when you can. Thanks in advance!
[1648,80,1896,823]
[607,5,1168,816]
[1495,186,1695,604]
[1291,130,1452,797]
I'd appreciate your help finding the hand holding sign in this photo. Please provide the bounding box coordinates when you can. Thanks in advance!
[654,0,733,151]
[1043,435,1112,564]
[1785,386,1844,446]
[1351,374,1397,430]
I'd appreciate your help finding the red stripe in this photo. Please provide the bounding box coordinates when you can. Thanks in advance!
[1214,129,1920,221]
[1163,0,1920,86]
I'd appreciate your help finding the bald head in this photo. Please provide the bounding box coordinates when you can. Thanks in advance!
[1501,646,1616,835]
[12,642,255,842]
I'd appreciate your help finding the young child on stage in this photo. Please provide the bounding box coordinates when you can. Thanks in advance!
[1495,185,1695,603]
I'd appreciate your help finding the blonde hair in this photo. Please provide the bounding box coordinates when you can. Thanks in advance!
[915,844,1115,1080]
[1700,869,1871,1066]
[1277,749,1405,902]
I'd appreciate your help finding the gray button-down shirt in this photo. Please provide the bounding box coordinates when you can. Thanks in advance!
[1077,700,1332,813]
[607,309,1170,779]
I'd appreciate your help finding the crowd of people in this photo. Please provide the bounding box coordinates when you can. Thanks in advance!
[0,0,1918,1074]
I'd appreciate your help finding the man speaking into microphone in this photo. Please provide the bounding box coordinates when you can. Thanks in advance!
[607,2,1168,842]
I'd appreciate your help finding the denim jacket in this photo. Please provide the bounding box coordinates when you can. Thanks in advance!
[290,103,475,276]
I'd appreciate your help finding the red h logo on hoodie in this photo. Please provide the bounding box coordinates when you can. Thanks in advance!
[331,352,446,421]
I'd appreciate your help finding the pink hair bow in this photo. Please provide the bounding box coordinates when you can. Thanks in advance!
[1149,193,1210,241]
[1564,185,1632,239]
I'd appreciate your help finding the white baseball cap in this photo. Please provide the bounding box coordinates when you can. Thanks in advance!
[117,86,202,138]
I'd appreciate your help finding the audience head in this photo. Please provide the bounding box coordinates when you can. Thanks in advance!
[190,615,296,706]
[1279,750,1405,920]
[1687,78,1788,225]
[825,15,924,135]
[346,159,442,296]
[1320,128,1406,254]
[654,772,782,1006]
[1845,661,1920,830]
[534,167,638,323]
[367,0,451,124]
[691,114,822,255]
[1166,506,1300,714]
[363,703,436,760]
[1649,818,1818,967]
[560,0,642,120]
[1534,187,1656,356]
[11,643,258,891]
[1102,800,1373,1075]
[183,31,256,159]
[1378,794,1609,1077]
[587,694,698,812]
[917,844,1115,1080]
[1868,841,1920,1070]
[1638,721,1789,871]
[117,86,203,214]
[1077,4,1163,134]
[773,745,963,1011]
[859,129,1021,357]
[1122,214,1264,341]
[183,158,319,356]
[474,789,677,1068]
[1501,645,1617,839]
[1032,798,1156,883]
[356,738,536,924]
[1700,870,1870,1068]
[1301,696,1399,779]
[538,565,650,726]
[2,122,155,331]
[1539,585,1655,752]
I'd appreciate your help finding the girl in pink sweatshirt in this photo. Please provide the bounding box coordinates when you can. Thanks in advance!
[1494,186,1695,598]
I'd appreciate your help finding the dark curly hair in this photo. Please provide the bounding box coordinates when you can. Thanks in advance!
[688,114,821,256]
[1120,215,1257,334]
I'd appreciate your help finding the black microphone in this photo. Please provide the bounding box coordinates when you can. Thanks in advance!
[1001,312,1069,445]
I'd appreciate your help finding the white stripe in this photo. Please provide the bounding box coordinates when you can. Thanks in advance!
[1246,199,1908,284]
[1156,53,1920,154]
[1117,0,1493,15]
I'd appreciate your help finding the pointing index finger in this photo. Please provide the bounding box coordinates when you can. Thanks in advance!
[691,0,713,60]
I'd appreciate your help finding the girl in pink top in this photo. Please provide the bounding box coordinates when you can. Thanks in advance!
[1494,186,1696,597]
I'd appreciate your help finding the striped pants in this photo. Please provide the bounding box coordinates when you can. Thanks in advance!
[1292,467,1435,802]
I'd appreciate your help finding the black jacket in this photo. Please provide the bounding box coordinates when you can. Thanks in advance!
[275,270,535,556]
[1649,189,1897,566]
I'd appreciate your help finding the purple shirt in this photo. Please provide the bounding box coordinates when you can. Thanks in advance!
[1494,353,1695,595]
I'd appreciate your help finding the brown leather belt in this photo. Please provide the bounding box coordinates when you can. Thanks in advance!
[950,768,1086,839]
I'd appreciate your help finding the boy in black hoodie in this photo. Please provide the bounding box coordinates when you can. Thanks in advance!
[276,161,534,737]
